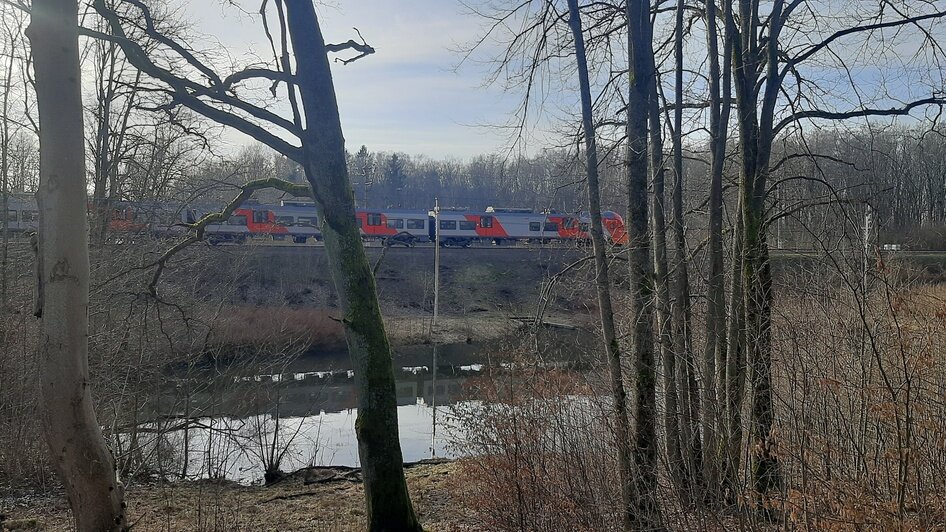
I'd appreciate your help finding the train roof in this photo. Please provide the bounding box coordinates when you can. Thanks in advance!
[358,209,429,217]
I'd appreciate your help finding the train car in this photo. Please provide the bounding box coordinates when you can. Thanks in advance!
[356,208,430,246]
[269,201,322,243]
[431,208,627,247]
[199,205,286,244]
[3,193,39,233]
[3,194,155,236]
[431,207,628,247]
[198,201,323,245]
[599,211,629,245]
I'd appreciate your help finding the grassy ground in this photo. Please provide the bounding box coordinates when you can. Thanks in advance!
[0,461,474,531]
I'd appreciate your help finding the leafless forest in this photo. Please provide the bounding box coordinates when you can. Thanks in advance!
[2,0,946,531]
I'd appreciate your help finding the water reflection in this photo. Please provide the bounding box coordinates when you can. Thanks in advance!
[146,366,475,484]
[159,402,463,485]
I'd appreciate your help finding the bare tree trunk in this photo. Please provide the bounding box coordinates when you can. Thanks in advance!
[727,0,783,511]
[649,88,684,494]
[669,0,702,493]
[282,2,420,529]
[27,1,127,530]
[566,2,636,527]
[90,38,116,246]
[702,0,733,502]
[0,38,11,311]
[627,0,663,527]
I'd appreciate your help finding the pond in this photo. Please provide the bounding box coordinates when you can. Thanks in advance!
[128,332,595,485]
[131,356,481,485]
[157,401,465,485]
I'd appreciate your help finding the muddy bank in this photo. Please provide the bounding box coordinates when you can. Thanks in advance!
[0,461,474,531]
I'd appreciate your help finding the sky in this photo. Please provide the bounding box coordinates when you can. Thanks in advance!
[183,1,527,159]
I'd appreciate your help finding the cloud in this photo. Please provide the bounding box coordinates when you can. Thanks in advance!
[178,0,516,158]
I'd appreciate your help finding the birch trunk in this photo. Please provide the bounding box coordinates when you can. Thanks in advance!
[28,0,127,529]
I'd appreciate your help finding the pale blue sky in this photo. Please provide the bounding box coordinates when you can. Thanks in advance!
[185,0,525,158]
[173,1,946,160]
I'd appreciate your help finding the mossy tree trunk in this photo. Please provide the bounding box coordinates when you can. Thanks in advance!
[726,0,783,509]
[670,0,701,492]
[627,0,663,527]
[282,1,421,529]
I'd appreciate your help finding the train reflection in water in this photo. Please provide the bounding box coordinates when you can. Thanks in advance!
[160,364,476,420]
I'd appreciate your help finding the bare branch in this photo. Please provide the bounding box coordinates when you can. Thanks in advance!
[774,97,946,136]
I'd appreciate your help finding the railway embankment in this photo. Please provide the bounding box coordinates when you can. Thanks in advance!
[183,245,601,351]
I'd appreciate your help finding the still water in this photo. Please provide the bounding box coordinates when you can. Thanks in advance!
[159,402,464,485]
[142,360,478,485]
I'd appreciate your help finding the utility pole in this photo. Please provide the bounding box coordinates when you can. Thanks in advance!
[433,197,440,328]
[430,197,441,457]
[863,202,873,293]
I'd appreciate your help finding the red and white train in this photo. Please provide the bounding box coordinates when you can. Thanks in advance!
[4,193,629,247]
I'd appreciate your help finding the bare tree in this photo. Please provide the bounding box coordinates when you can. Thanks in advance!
[566,1,636,528]
[649,54,684,495]
[723,0,946,512]
[668,0,701,490]
[626,0,662,527]
[27,0,127,529]
[701,0,732,502]
[93,0,421,527]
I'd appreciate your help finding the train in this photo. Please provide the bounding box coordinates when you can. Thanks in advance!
[3,192,629,247]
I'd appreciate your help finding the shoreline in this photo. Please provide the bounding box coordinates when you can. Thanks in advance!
[0,460,473,531]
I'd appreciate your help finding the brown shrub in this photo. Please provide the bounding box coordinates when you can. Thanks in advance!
[210,306,346,352]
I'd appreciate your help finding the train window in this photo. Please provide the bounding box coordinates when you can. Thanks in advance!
[579,222,590,232]
[459,220,476,230]
[22,210,37,223]
[356,217,363,227]
[529,222,540,232]
[386,218,404,229]
[275,216,294,226]
[6,209,16,222]
[407,219,425,229]
[367,213,382,226]
[298,216,319,227]
[440,220,456,230]
[228,215,248,226]
[480,216,493,228]
[252,210,268,224]
[544,222,558,232]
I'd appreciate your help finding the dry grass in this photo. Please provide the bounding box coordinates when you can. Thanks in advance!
[0,461,475,531]
[212,307,347,351]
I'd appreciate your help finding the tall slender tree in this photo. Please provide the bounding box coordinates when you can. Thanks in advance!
[627,0,662,527]
[670,0,701,491]
[94,1,421,527]
[701,0,733,502]
[566,1,636,527]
